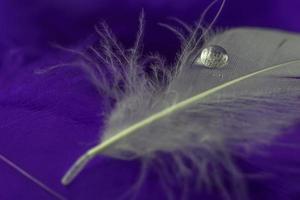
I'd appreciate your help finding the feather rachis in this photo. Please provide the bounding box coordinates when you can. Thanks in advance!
[0,153,67,200]
[64,60,300,159]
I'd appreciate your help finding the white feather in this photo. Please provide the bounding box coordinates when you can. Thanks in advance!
[61,10,300,200]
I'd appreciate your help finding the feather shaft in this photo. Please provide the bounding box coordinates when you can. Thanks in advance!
[0,154,67,200]
[62,59,300,185]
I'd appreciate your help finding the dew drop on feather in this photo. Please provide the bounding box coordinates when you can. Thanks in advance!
[196,45,229,68]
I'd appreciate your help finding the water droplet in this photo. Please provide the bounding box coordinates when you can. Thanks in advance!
[195,45,229,68]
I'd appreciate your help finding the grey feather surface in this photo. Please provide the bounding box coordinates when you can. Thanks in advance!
[101,28,300,158]
[62,26,300,199]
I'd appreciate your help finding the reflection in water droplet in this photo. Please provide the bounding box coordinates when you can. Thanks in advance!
[195,45,229,68]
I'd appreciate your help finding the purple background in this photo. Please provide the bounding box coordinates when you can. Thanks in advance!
[0,0,300,200]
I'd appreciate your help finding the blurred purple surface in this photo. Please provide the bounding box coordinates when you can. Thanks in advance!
[0,0,300,200]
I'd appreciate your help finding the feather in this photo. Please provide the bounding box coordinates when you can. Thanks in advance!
[60,3,300,200]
